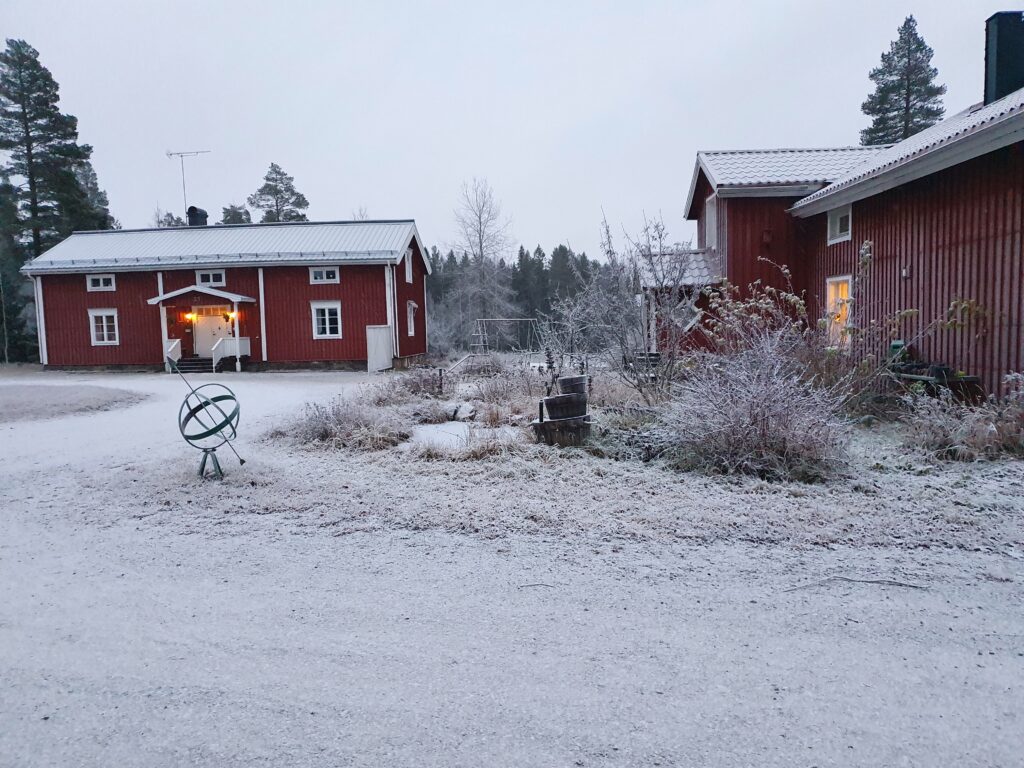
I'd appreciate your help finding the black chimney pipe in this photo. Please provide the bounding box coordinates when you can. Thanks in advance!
[985,11,1024,105]
[186,206,208,226]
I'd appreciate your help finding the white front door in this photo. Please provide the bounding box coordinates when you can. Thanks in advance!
[194,310,230,357]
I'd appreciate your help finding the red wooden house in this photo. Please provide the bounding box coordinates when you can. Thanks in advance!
[21,219,430,372]
[680,12,1024,394]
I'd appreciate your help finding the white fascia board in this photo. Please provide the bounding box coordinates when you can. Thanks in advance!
[684,156,716,220]
[791,120,1024,218]
[20,255,401,276]
[715,183,824,199]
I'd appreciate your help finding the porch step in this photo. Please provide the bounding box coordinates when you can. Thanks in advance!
[174,357,214,373]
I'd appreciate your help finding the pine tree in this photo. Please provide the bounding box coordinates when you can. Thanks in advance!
[860,16,946,146]
[153,207,185,228]
[0,172,30,362]
[247,163,309,223]
[0,39,96,257]
[220,204,251,224]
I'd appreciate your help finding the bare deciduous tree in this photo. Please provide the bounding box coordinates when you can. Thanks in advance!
[540,215,710,403]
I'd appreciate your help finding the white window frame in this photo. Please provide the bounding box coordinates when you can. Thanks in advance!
[827,205,852,245]
[404,249,414,283]
[310,300,342,340]
[86,273,116,292]
[407,301,418,337]
[88,308,119,346]
[195,269,226,287]
[704,194,717,250]
[309,266,340,284]
[825,275,852,347]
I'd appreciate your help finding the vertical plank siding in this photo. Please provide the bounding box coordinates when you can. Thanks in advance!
[798,143,1024,393]
[394,239,428,357]
[41,272,163,366]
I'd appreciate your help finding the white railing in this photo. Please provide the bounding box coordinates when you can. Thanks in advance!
[166,339,181,364]
[211,337,251,372]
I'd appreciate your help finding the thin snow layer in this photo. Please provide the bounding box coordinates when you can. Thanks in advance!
[2,370,1023,766]
[0,382,145,423]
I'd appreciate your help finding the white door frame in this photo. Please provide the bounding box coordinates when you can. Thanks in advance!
[193,305,231,357]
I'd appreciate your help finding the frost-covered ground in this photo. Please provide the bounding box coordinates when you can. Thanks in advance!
[1,369,1022,767]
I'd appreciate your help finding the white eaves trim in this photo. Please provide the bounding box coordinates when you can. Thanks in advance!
[147,284,256,305]
[792,119,1024,217]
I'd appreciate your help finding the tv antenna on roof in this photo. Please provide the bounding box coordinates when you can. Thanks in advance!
[166,149,211,215]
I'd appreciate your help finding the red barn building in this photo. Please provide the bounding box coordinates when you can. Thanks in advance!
[21,219,430,372]
[679,12,1024,394]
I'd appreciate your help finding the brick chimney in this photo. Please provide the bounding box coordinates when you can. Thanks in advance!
[985,11,1024,104]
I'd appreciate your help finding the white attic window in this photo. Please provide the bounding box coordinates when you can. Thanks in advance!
[827,205,852,245]
[404,248,414,283]
[86,274,115,292]
[309,266,340,284]
[196,269,225,287]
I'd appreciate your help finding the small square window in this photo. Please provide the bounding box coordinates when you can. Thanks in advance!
[311,300,342,339]
[196,270,225,287]
[309,266,340,284]
[404,249,414,283]
[827,205,852,245]
[86,274,116,292]
[88,308,119,346]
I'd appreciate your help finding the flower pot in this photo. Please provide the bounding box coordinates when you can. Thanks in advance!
[544,393,587,420]
[557,375,589,395]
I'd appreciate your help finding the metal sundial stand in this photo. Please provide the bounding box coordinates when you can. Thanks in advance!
[198,448,224,480]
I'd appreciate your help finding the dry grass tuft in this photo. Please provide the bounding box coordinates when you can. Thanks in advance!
[292,399,410,451]
[902,373,1024,461]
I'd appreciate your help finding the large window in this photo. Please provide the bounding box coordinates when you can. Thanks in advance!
[704,194,717,249]
[404,249,414,283]
[309,266,339,284]
[311,300,342,339]
[88,308,119,346]
[86,274,116,292]
[825,276,852,346]
[196,269,226,287]
[407,301,418,337]
[827,205,852,245]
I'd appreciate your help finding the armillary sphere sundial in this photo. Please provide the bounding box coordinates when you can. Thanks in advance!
[169,358,246,479]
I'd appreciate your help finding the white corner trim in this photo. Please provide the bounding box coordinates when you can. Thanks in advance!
[33,276,48,365]
[258,268,268,362]
[157,272,169,371]
[384,265,398,356]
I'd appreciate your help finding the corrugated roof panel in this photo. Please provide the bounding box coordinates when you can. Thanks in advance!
[23,220,421,273]
[792,88,1024,209]
[699,146,889,187]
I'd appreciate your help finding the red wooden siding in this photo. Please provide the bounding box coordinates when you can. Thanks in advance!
[796,143,1024,394]
[394,239,428,357]
[261,264,388,363]
[724,197,804,290]
[41,272,163,366]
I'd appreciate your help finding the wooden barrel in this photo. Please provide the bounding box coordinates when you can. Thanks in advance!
[544,393,587,420]
[557,375,589,395]
[531,415,592,447]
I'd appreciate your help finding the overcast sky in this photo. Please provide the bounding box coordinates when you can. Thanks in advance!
[5,0,1011,257]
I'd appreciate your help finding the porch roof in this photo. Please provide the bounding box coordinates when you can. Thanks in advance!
[147,285,256,305]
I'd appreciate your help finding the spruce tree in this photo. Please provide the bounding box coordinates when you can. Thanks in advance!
[247,163,309,222]
[220,204,251,224]
[0,39,98,257]
[860,16,946,146]
[0,172,29,362]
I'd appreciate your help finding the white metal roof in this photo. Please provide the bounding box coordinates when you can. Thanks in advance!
[791,88,1024,215]
[21,219,430,275]
[684,147,888,218]
[639,248,721,288]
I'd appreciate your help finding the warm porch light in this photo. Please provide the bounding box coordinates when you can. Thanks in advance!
[184,312,196,322]
[227,311,238,320]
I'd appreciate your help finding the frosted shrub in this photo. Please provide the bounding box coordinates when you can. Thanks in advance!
[294,399,410,451]
[660,332,849,482]
[903,374,1024,461]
